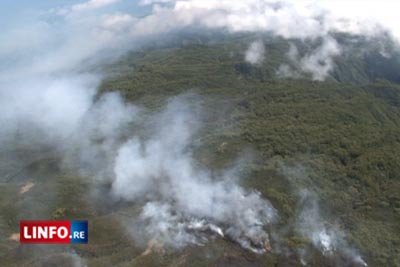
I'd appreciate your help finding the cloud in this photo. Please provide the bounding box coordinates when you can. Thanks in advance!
[276,64,299,79]
[277,37,341,81]
[139,0,174,5]
[276,43,301,79]
[31,0,400,82]
[245,40,265,65]
[40,0,400,57]
[135,0,400,41]
[109,0,399,80]
[72,0,121,12]
[101,13,136,29]
[299,37,341,81]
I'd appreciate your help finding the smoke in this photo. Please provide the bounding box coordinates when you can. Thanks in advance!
[40,250,87,267]
[62,92,139,179]
[297,189,367,266]
[112,98,277,252]
[0,75,97,145]
[1,71,276,253]
[298,189,341,255]
[2,84,277,253]
[0,72,139,183]
[278,163,367,266]
[245,40,265,65]
[62,250,87,267]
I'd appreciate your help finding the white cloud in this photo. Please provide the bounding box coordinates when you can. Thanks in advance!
[101,13,136,29]
[72,0,121,12]
[38,0,400,71]
[300,37,341,81]
[277,38,341,81]
[276,64,300,79]
[133,0,400,41]
[139,0,173,5]
[245,40,265,65]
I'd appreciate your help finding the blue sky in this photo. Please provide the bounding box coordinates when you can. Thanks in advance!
[0,0,149,12]
[0,0,151,28]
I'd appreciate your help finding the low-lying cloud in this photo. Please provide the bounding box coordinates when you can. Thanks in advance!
[277,37,341,81]
[245,40,265,65]
[3,0,399,83]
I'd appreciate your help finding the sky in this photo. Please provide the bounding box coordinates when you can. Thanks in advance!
[0,0,150,28]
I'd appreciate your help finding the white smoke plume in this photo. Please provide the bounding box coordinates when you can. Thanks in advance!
[245,40,265,65]
[1,74,276,253]
[63,92,139,178]
[278,164,367,266]
[112,98,277,252]
[297,189,367,266]
[298,189,341,255]
[65,249,87,267]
